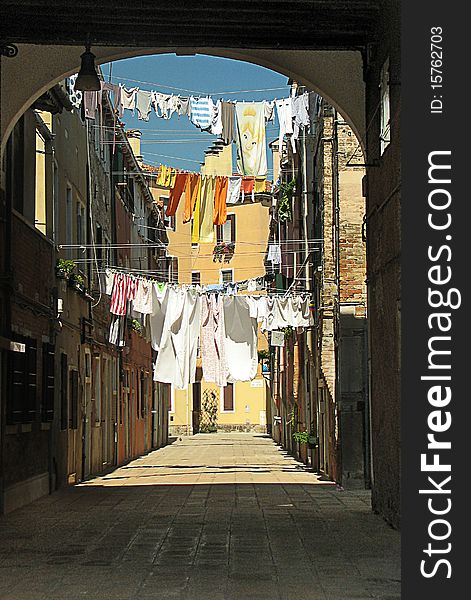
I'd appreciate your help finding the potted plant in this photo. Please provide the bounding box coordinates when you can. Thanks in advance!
[131,318,142,334]
[56,258,76,279]
[276,179,296,222]
[69,272,85,293]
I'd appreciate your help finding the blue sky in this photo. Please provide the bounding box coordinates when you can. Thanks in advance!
[102,54,289,176]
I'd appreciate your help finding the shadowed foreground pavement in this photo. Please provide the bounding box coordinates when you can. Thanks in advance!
[0,433,400,599]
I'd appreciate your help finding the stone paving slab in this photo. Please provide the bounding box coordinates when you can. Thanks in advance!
[0,433,400,599]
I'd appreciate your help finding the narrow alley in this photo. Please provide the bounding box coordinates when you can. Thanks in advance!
[0,434,400,600]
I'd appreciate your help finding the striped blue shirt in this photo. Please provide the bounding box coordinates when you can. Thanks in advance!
[190,96,214,130]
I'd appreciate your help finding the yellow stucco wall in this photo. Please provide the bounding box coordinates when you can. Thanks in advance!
[157,148,270,433]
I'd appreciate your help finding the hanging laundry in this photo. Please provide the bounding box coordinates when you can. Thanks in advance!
[275,98,293,152]
[235,102,267,176]
[198,175,216,243]
[213,176,228,225]
[247,296,269,322]
[166,172,188,217]
[241,177,255,194]
[183,173,201,223]
[132,279,153,315]
[291,92,310,152]
[201,295,227,387]
[153,288,201,390]
[254,176,267,193]
[105,269,114,295]
[190,96,214,130]
[226,176,242,205]
[149,283,169,351]
[136,90,153,121]
[223,296,258,382]
[220,101,236,145]
[83,91,97,119]
[191,186,201,244]
[177,96,191,118]
[247,278,257,292]
[67,75,83,109]
[267,243,282,265]
[121,86,137,113]
[264,100,275,122]
[211,100,223,136]
[110,273,130,316]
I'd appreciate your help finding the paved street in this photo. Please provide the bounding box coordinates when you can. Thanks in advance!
[0,434,400,599]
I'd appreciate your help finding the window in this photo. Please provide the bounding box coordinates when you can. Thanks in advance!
[34,130,47,235]
[220,269,233,284]
[60,353,68,430]
[7,335,37,424]
[76,201,86,246]
[221,383,234,412]
[168,256,178,283]
[192,272,201,286]
[94,356,101,422]
[66,186,73,255]
[41,343,55,422]
[217,214,236,243]
[161,196,176,231]
[379,58,391,155]
[69,369,79,430]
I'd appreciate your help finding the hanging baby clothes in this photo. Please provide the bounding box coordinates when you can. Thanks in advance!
[223,296,258,382]
[166,172,188,217]
[121,86,137,113]
[226,176,242,204]
[133,279,153,314]
[275,98,293,151]
[213,176,228,225]
[183,173,201,223]
[177,97,191,117]
[198,175,216,243]
[201,294,227,387]
[136,90,153,121]
[190,96,214,130]
[291,92,310,152]
[235,102,267,176]
[220,101,236,145]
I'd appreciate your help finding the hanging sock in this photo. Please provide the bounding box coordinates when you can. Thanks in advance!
[166,172,188,217]
[213,176,228,225]
[235,101,267,176]
[183,173,201,223]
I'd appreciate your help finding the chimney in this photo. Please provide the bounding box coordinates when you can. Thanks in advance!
[126,129,143,163]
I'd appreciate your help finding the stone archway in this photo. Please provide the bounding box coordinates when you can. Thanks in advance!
[1,45,365,152]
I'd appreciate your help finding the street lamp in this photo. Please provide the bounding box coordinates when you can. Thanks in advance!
[75,43,101,92]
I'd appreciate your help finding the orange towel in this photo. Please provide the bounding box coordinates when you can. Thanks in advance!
[213,176,228,225]
[241,176,254,193]
[166,173,188,217]
[183,173,201,223]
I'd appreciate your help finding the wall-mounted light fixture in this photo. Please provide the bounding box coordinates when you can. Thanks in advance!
[74,43,101,91]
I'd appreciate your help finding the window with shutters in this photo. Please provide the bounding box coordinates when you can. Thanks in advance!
[8,335,37,424]
[217,213,236,244]
[221,383,234,412]
[41,343,55,422]
[60,353,68,430]
[69,369,79,430]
